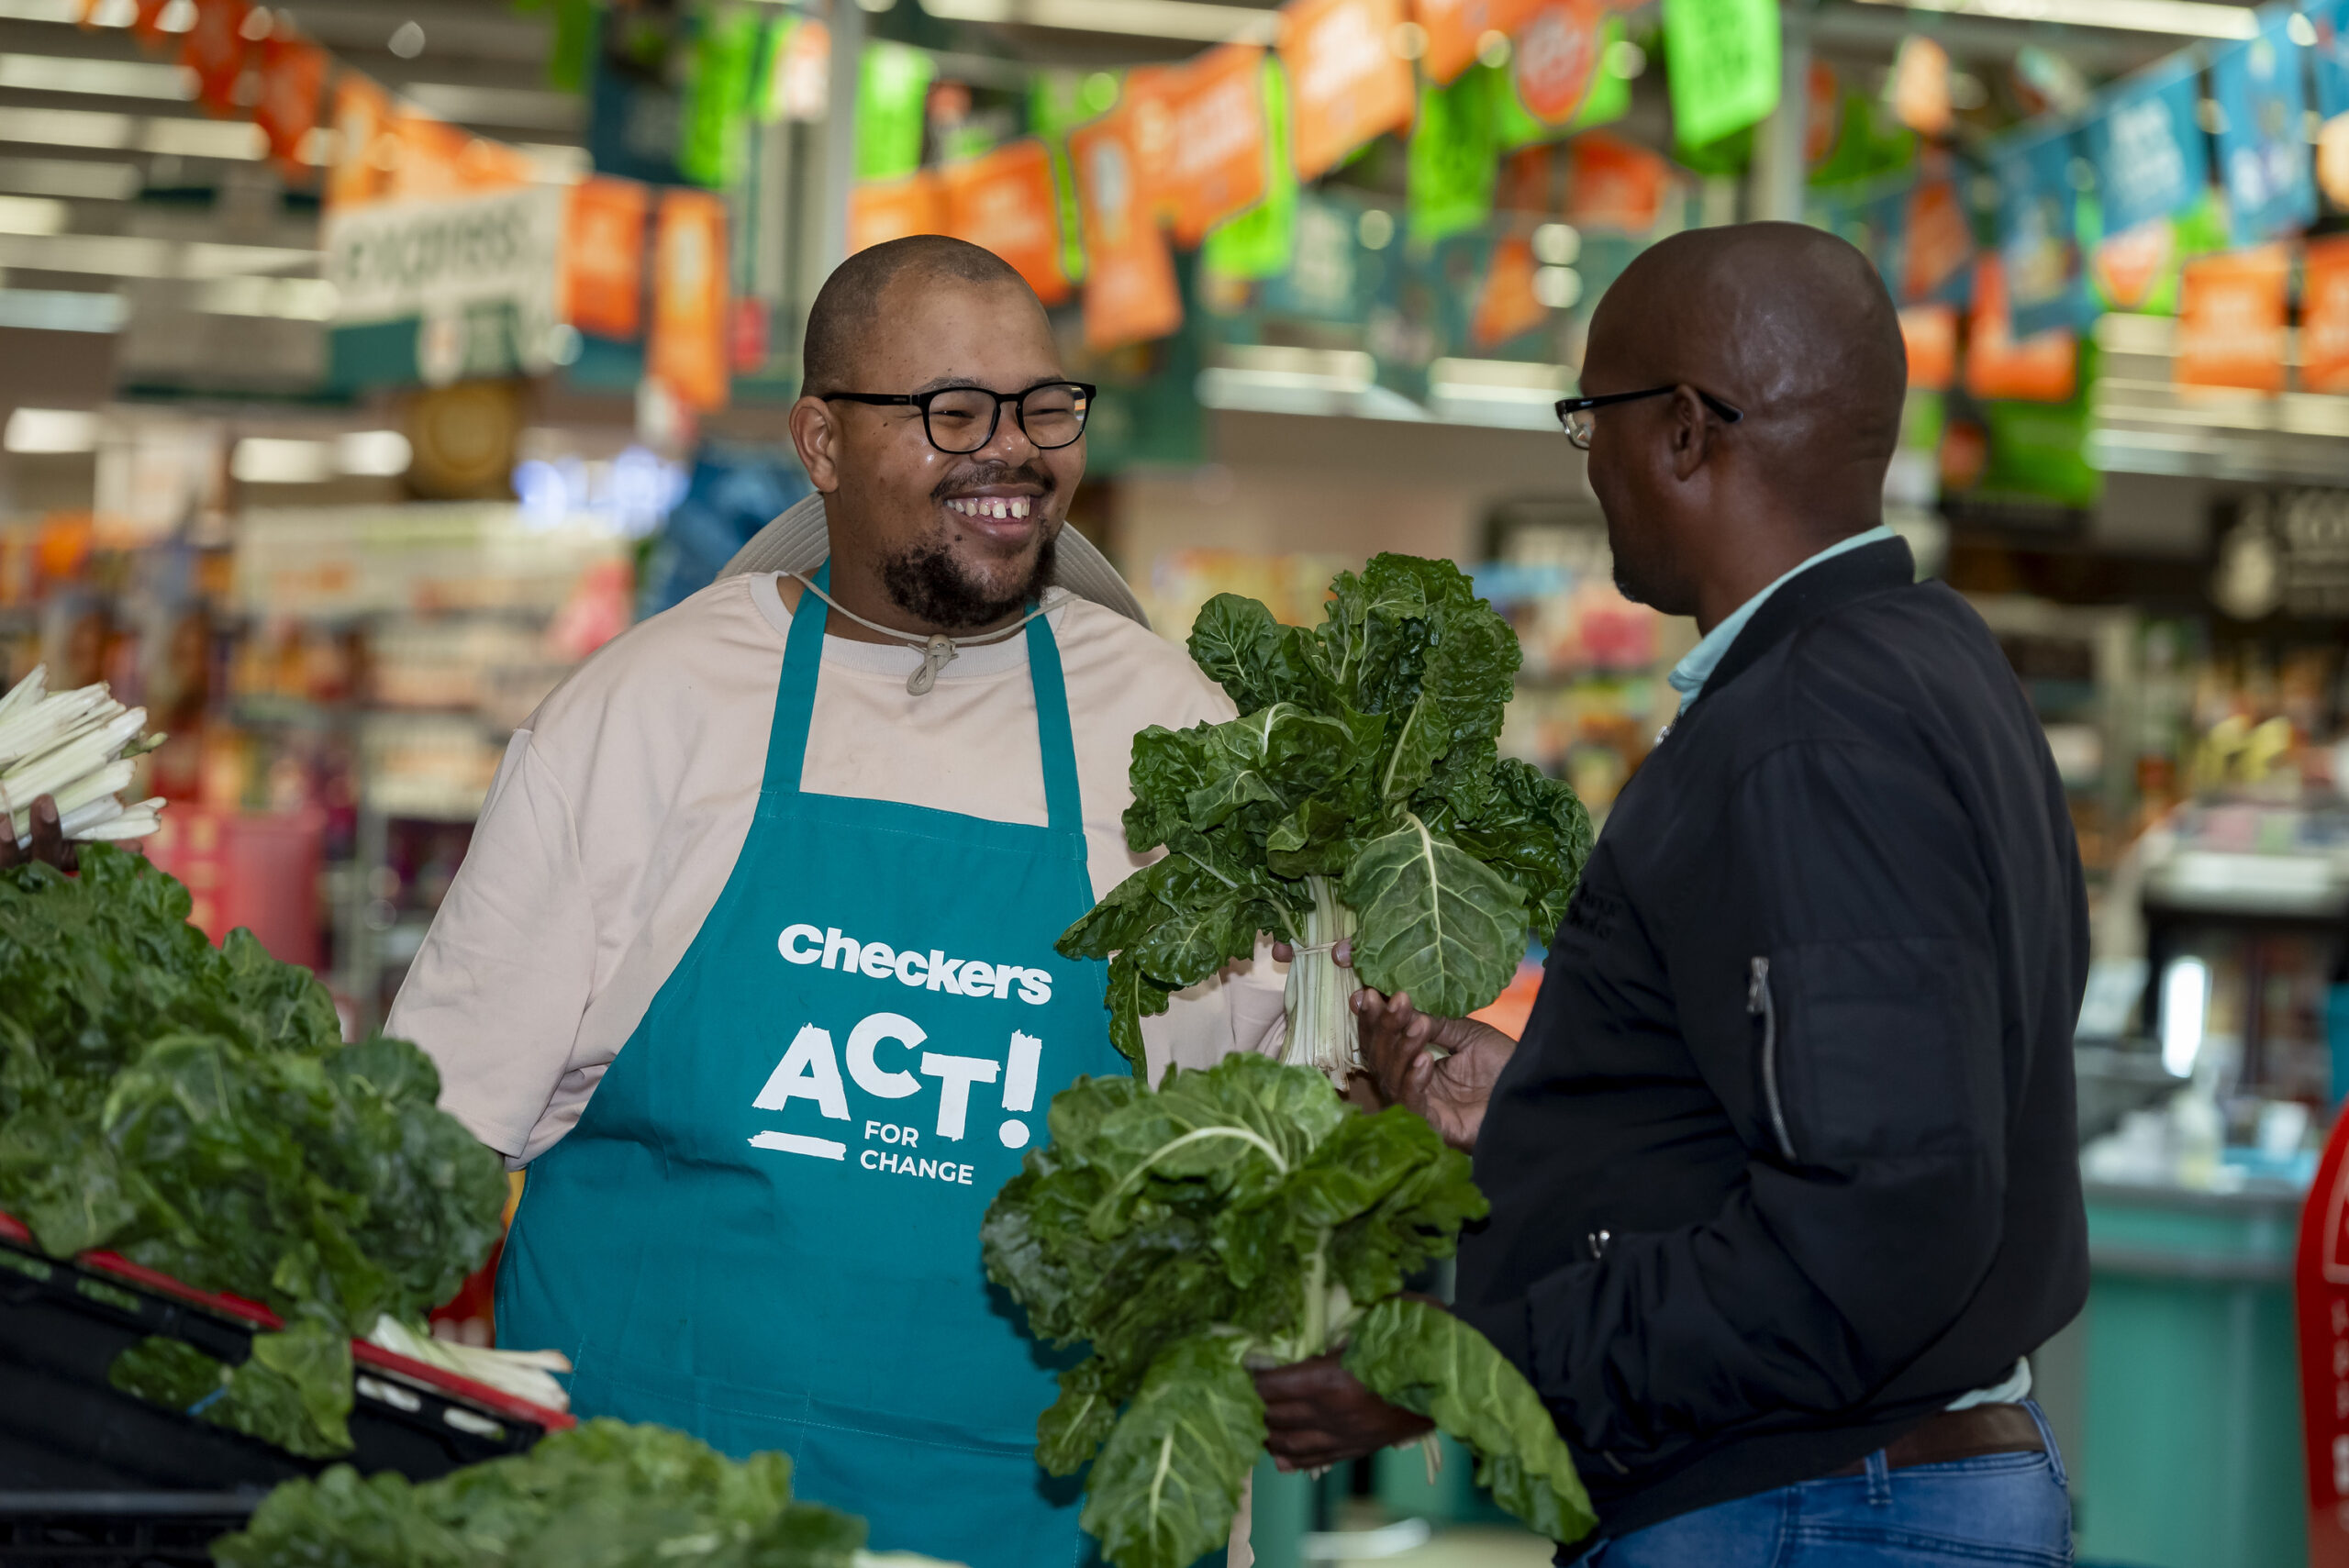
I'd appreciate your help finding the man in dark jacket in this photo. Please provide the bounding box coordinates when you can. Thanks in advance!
[1255,222,2089,1565]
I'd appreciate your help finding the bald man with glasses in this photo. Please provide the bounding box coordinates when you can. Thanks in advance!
[390,236,1283,1568]
[1254,223,2089,1568]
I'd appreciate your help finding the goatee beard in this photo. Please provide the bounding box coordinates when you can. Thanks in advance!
[880,529,1059,631]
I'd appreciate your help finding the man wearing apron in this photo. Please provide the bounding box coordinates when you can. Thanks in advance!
[388,237,1285,1566]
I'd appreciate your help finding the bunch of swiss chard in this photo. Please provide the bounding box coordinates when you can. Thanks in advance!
[0,847,508,1456]
[212,1418,875,1568]
[982,1053,1595,1568]
[1062,553,1591,1080]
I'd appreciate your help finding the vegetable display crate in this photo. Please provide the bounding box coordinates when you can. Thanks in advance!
[0,1208,572,1558]
[0,1490,257,1566]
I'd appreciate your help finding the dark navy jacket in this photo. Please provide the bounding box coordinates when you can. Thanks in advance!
[1455,536,2090,1540]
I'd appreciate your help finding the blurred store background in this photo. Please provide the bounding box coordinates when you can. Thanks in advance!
[6,0,2349,1560]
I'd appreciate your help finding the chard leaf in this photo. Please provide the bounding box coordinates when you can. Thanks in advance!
[1079,1333,1264,1568]
[1343,1298,1597,1548]
[1448,759,1597,940]
[1101,953,1174,1073]
[1038,1354,1125,1474]
[1342,816,1528,1018]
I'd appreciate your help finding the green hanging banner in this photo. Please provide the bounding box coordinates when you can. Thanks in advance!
[1203,61,1299,283]
[858,43,935,182]
[1663,0,1781,151]
[1409,65,1499,244]
[678,4,764,189]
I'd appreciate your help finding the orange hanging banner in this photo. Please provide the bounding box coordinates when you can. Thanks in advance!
[1901,177,1970,303]
[849,172,944,253]
[1119,65,1183,227]
[182,0,250,117]
[1070,106,1186,351]
[1415,0,1542,86]
[1565,131,1667,231]
[1964,252,2076,403]
[1512,0,1605,124]
[325,73,389,207]
[1898,302,1956,390]
[563,177,651,340]
[2175,246,2289,394]
[1471,235,1549,348]
[650,188,730,413]
[1283,0,1418,179]
[938,139,1072,305]
[252,37,328,179]
[2302,235,2349,394]
[1162,43,1268,246]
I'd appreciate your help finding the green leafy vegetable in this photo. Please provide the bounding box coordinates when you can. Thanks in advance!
[1061,554,1591,1079]
[0,846,508,1456]
[983,1055,1595,1567]
[211,1418,869,1568]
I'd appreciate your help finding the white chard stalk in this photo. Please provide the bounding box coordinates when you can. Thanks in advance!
[0,665,168,849]
[1282,874,1362,1085]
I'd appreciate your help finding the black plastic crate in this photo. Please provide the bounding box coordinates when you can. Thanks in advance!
[0,1223,563,1494]
[0,1491,258,1568]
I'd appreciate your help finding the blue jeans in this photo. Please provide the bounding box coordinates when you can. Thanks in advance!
[1568,1402,2071,1568]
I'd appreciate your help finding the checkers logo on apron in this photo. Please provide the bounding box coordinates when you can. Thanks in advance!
[498,566,1126,1568]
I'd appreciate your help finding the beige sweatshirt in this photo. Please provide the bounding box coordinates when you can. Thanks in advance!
[389,569,1289,1162]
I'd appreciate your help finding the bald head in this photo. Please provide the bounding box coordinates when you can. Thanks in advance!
[802,235,1035,395]
[1590,222,1908,501]
[1576,223,1909,627]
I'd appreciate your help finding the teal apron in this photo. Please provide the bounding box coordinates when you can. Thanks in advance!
[498,567,1127,1567]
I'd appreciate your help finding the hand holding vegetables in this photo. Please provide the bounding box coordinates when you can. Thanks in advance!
[0,792,78,873]
[1353,986,1515,1154]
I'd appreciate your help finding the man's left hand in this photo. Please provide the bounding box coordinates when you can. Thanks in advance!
[1254,1352,1433,1472]
[0,795,77,873]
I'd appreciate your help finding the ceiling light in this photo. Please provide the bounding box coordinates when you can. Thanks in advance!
[6,407,98,453]
[0,231,314,280]
[917,0,1280,44]
[0,106,135,150]
[336,429,411,476]
[0,288,123,332]
[154,0,193,31]
[0,54,195,101]
[401,83,582,132]
[1532,222,1580,266]
[2,0,95,19]
[1357,207,1395,249]
[387,19,424,57]
[141,117,265,159]
[237,4,269,39]
[1475,28,1511,66]
[0,157,139,200]
[0,195,70,235]
[1852,0,2256,39]
[232,437,335,484]
[193,275,337,317]
[1533,265,1582,309]
[84,0,136,23]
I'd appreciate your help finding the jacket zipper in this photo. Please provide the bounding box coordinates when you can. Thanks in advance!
[1748,957,1797,1162]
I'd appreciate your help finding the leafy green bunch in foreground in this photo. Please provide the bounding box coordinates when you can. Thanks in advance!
[982,1054,1594,1568]
[1061,553,1591,1079]
[0,847,508,1455]
[212,1418,866,1568]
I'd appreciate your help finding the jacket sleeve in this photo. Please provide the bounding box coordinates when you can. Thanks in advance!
[1457,737,2008,1463]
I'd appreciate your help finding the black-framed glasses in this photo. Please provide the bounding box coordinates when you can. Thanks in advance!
[822,380,1097,454]
[1553,385,1743,450]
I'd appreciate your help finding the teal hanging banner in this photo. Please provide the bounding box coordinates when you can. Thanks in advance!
[1993,125,2084,339]
[2211,17,2316,243]
[2086,58,2210,237]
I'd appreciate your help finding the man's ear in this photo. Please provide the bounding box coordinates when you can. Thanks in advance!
[788,395,844,493]
[1667,384,1715,483]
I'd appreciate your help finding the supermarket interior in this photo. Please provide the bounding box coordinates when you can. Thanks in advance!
[7,0,2349,1562]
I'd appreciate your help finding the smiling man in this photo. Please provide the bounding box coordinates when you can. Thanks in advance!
[389,236,1283,1567]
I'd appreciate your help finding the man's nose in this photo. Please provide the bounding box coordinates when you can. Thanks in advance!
[978,400,1042,464]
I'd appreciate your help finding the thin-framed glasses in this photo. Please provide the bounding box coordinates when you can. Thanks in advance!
[1553,385,1743,450]
[822,380,1097,454]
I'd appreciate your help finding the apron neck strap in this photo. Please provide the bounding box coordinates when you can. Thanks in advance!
[763,560,1085,836]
